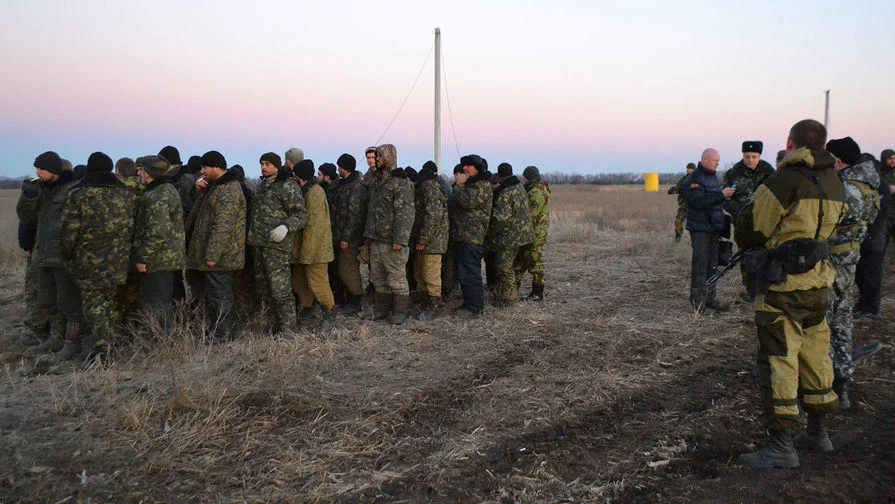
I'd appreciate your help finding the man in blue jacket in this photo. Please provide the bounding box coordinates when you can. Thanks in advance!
[684,148,733,312]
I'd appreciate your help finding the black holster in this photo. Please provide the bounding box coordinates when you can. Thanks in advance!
[744,248,786,297]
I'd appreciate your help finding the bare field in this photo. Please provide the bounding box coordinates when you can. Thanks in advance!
[1,185,893,503]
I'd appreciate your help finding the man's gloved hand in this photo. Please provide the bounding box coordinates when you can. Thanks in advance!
[269,225,288,243]
[22,179,39,199]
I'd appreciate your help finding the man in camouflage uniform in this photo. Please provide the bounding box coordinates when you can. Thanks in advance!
[411,164,449,320]
[487,164,535,307]
[185,151,246,342]
[362,146,378,186]
[823,138,880,410]
[18,176,46,337]
[855,149,895,316]
[292,159,336,329]
[667,162,695,242]
[735,119,845,469]
[17,152,81,352]
[60,152,136,360]
[247,153,306,334]
[284,147,304,173]
[159,147,196,302]
[331,153,369,315]
[115,156,147,321]
[722,141,775,220]
[515,165,551,301]
[364,144,415,324]
[133,155,185,334]
[453,154,493,317]
[116,157,145,196]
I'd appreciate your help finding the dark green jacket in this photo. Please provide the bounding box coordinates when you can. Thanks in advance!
[185,170,247,271]
[411,176,449,254]
[16,170,77,268]
[330,170,368,246]
[171,166,197,217]
[488,176,536,249]
[134,179,185,273]
[247,169,306,252]
[453,172,492,245]
[364,172,415,246]
[722,159,775,218]
[525,178,551,244]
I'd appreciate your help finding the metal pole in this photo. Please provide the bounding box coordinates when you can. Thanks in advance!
[824,89,830,133]
[434,28,442,172]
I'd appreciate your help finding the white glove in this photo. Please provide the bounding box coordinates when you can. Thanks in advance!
[269,225,288,243]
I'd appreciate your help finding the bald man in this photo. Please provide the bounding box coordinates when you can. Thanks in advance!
[683,148,732,312]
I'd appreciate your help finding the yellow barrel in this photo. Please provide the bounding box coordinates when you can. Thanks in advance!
[644,172,659,192]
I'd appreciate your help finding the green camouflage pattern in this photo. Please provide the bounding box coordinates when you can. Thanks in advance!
[330,170,369,246]
[453,173,492,245]
[297,181,334,264]
[134,180,186,273]
[253,246,296,332]
[247,170,307,252]
[24,255,49,331]
[81,286,118,350]
[60,173,136,290]
[17,172,77,268]
[412,177,449,254]
[493,245,521,305]
[514,241,545,285]
[829,160,880,254]
[669,173,688,237]
[364,174,415,246]
[721,159,774,218]
[185,171,247,271]
[489,177,535,249]
[120,176,146,198]
[525,178,551,244]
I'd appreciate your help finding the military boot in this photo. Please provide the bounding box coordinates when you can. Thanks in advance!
[390,294,410,325]
[371,293,391,321]
[298,307,320,331]
[527,283,545,302]
[793,414,834,453]
[739,430,799,469]
[320,308,336,332]
[833,375,851,410]
[419,295,435,322]
[56,322,82,361]
[337,294,362,316]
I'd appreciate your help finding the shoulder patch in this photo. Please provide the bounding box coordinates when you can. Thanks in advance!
[690,183,700,189]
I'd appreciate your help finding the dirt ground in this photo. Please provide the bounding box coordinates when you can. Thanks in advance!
[0,185,893,503]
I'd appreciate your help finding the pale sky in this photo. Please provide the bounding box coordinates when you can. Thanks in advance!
[1,0,893,178]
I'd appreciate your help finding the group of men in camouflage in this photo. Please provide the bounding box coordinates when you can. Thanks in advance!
[671,119,893,469]
[16,144,551,361]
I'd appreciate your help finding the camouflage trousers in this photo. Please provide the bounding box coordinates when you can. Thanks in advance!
[494,246,521,305]
[674,206,686,238]
[755,288,838,431]
[24,255,49,331]
[254,246,297,331]
[369,241,410,295]
[828,253,858,380]
[81,286,119,350]
[413,253,443,298]
[514,240,546,285]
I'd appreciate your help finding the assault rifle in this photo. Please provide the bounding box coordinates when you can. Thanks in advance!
[705,250,744,288]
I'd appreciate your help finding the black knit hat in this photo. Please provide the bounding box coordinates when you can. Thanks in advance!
[86,152,114,174]
[201,150,227,170]
[319,162,337,180]
[230,164,246,182]
[294,159,315,180]
[159,146,182,165]
[422,160,438,173]
[460,154,484,173]
[880,149,895,163]
[453,163,464,174]
[741,141,763,154]
[73,164,87,180]
[392,167,407,179]
[34,151,63,174]
[187,155,202,174]
[419,166,436,179]
[337,153,356,172]
[826,137,861,166]
[497,162,513,178]
[522,165,540,180]
[405,167,420,183]
[259,152,282,169]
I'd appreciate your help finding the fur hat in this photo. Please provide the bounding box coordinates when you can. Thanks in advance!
[285,147,304,165]
[826,137,861,166]
[522,165,540,180]
[159,146,182,166]
[86,152,114,174]
[319,162,338,180]
[497,162,513,178]
[741,141,763,154]
[201,150,227,170]
[294,159,315,180]
[376,144,398,171]
[34,151,63,174]
[141,155,171,178]
[260,152,282,169]
[460,154,484,173]
[60,159,73,172]
[337,153,356,172]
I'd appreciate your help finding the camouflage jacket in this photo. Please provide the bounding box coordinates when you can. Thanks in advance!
[247,169,307,252]
[60,173,136,289]
[364,173,415,246]
[16,170,77,268]
[722,159,775,218]
[525,178,551,244]
[120,176,146,198]
[134,180,185,273]
[170,166,197,217]
[453,172,492,245]
[295,180,334,264]
[669,173,689,212]
[330,170,369,246]
[185,170,246,271]
[411,176,449,254]
[829,159,880,259]
[488,176,535,249]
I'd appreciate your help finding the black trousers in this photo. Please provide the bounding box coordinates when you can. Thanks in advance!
[140,271,175,333]
[201,271,237,340]
[855,249,884,314]
[456,242,485,313]
[690,231,719,303]
[37,266,83,328]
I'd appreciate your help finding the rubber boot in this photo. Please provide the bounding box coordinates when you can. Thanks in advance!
[337,294,362,316]
[527,283,545,302]
[56,322,82,361]
[793,414,834,453]
[320,308,336,332]
[390,294,409,325]
[371,293,391,321]
[739,429,800,469]
[833,375,851,410]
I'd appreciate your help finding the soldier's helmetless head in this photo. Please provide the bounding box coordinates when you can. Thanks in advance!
[365,147,377,168]
[375,144,397,172]
[742,152,760,170]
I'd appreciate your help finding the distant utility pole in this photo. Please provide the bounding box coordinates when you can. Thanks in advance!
[824,89,830,134]
[434,28,442,172]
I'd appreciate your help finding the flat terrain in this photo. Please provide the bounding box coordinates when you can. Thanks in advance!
[1,185,893,503]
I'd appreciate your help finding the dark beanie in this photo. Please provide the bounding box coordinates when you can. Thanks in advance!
[826,137,861,166]
[319,162,338,180]
[86,152,114,174]
[497,162,513,178]
[741,141,763,154]
[422,160,438,173]
[392,167,407,179]
[453,163,463,174]
[336,153,356,172]
[405,167,420,183]
[294,159,315,180]
[73,164,87,180]
[685,162,696,169]
[881,149,895,162]
[522,165,540,180]
[260,152,282,169]
[34,151,63,174]
[187,155,202,173]
[201,150,227,170]
[159,146,182,165]
[419,166,436,180]
[230,164,246,182]
[460,154,484,173]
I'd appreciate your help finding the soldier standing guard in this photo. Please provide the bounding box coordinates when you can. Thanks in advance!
[515,165,551,301]
[60,152,136,359]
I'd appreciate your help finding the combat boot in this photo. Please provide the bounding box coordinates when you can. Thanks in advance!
[793,414,834,453]
[298,307,320,331]
[390,294,409,325]
[419,295,437,322]
[56,322,82,361]
[337,294,362,316]
[739,430,799,469]
[527,283,545,302]
[371,293,391,321]
[833,375,850,410]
